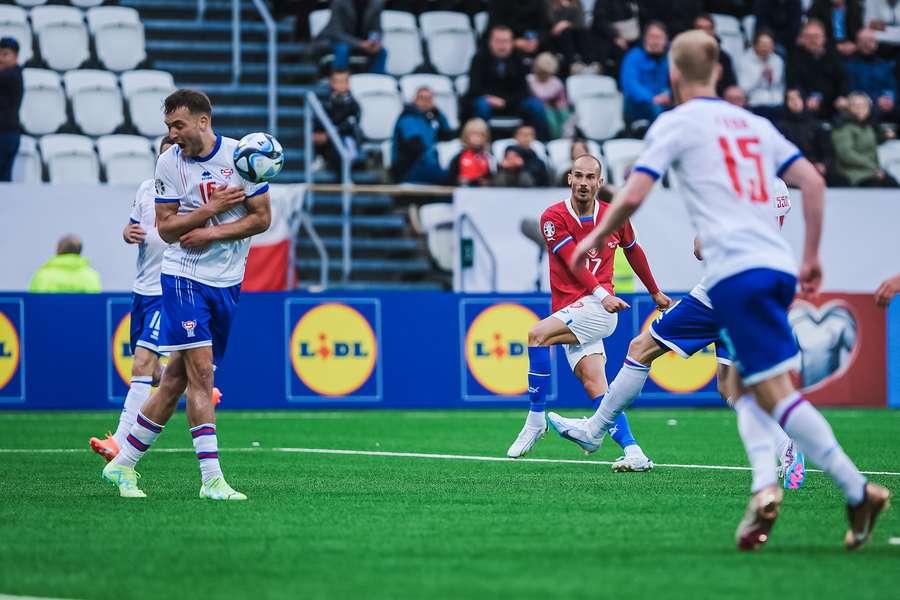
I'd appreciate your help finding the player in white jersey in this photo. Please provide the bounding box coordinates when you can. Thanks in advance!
[102,90,272,501]
[569,31,889,551]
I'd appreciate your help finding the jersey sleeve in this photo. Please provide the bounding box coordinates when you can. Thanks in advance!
[618,219,637,250]
[153,150,185,204]
[541,210,572,256]
[631,112,688,181]
[238,173,269,199]
[767,121,802,177]
[129,185,143,224]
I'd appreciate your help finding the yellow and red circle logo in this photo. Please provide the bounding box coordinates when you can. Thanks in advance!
[465,303,539,395]
[112,312,133,385]
[643,309,717,393]
[0,311,21,390]
[290,303,377,396]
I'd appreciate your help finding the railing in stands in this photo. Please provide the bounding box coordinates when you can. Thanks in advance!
[294,188,329,290]
[196,0,206,22]
[231,0,278,136]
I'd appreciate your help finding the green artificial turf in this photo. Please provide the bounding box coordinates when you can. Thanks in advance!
[0,408,898,599]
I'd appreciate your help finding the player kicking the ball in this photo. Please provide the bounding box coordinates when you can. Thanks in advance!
[549,179,807,491]
[506,154,671,471]
[102,89,271,500]
[88,137,222,463]
[569,30,889,550]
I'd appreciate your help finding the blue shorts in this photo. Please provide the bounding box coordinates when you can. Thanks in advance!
[708,268,800,385]
[648,294,731,364]
[158,274,241,365]
[131,293,163,355]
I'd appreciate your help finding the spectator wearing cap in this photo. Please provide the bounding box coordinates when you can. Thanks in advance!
[620,21,671,126]
[0,37,23,182]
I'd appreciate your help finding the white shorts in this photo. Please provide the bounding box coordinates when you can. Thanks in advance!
[551,295,618,370]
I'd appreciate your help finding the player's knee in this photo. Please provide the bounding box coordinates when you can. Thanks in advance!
[627,334,656,365]
[527,327,548,347]
[131,351,156,377]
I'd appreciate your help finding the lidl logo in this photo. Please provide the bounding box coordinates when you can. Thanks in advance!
[0,300,24,401]
[112,311,134,387]
[642,308,717,393]
[286,300,381,400]
[461,300,554,400]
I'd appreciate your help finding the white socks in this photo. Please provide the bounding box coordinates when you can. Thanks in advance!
[734,395,778,492]
[113,377,152,447]
[191,423,223,483]
[115,411,163,468]
[588,356,651,436]
[526,410,546,429]
[772,393,866,505]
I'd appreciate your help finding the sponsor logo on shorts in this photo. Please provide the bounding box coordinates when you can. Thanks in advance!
[464,303,539,396]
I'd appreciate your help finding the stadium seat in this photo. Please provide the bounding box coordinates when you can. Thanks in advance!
[454,74,469,97]
[436,138,461,170]
[573,93,624,141]
[878,141,900,182]
[309,9,330,39]
[13,0,46,7]
[121,69,176,137]
[39,133,100,184]
[602,138,645,185]
[349,74,402,141]
[473,11,488,36]
[63,69,124,136]
[566,74,617,103]
[742,15,756,46]
[712,14,744,62]
[20,68,67,135]
[419,11,476,76]
[11,134,42,183]
[86,6,146,72]
[418,202,454,271]
[71,0,106,7]
[96,134,154,184]
[380,10,423,76]
[30,6,90,71]
[491,138,550,166]
[399,74,458,129]
[0,5,33,65]
[546,138,602,180]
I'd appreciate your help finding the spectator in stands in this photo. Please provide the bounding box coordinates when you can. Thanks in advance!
[558,138,590,185]
[466,26,551,140]
[777,88,848,185]
[738,29,786,111]
[527,53,573,139]
[865,0,900,31]
[637,0,703,37]
[448,118,493,186]
[29,235,102,293]
[846,28,898,124]
[0,37,23,183]
[621,21,671,127]
[391,86,454,184]
[754,0,802,54]
[809,0,864,56]
[507,124,550,186]
[494,147,536,186]
[546,0,592,74]
[787,19,849,117]
[486,0,548,58]
[832,92,899,185]
[693,13,738,96]
[313,70,362,171]
[316,0,387,74]
[724,85,749,107]
[588,0,636,76]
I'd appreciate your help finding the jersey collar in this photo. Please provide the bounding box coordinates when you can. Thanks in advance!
[194,133,222,163]
[565,196,599,227]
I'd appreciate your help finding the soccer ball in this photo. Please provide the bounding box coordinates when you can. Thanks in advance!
[233,132,284,183]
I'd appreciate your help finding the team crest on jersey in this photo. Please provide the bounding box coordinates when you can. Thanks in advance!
[221,168,234,177]
[607,241,617,249]
[542,221,556,241]
[154,178,166,195]
[182,320,197,338]
[588,248,598,258]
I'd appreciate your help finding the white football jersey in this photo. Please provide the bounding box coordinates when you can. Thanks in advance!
[129,179,166,296]
[690,177,792,308]
[634,98,801,290]
[154,135,268,287]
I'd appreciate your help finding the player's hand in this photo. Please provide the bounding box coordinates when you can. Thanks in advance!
[651,291,672,311]
[123,223,146,244]
[179,227,216,249]
[693,236,703,261]
[798,256,823,295]
[874,274,900,307]
[601,295,630,313]
[207,185,245,215]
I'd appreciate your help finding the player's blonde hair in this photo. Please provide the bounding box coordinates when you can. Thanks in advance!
[670,30,719,85]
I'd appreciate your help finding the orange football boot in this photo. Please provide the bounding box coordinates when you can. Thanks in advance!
[89,432,120,463]
[212,387,222,406]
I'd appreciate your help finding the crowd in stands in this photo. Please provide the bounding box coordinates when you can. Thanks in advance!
[301,0,900,188]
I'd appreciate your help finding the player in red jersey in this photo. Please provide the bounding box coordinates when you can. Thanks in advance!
[507,155,672,467]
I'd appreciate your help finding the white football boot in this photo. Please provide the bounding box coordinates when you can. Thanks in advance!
[506,415,547,458]
[547,412,606,454]
[611,448,654,472]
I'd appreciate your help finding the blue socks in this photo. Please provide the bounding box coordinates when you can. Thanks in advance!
[527,346,551,413]
[609,412,637,450]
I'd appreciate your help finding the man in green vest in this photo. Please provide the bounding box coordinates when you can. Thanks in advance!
[29,235,102,293]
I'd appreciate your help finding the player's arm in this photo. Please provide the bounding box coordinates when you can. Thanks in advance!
[780,157,825,294]
[554,241,630,313]
[123,221,146,244]
[156,185,247,243]
[179,191,272,248]
[621,233,671,310]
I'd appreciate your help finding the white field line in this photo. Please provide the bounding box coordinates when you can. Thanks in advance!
[0,446,899,477]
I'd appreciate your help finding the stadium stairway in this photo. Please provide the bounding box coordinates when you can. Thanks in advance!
[126,0,445,289]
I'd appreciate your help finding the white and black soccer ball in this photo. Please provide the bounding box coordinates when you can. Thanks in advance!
[233,132,284,183]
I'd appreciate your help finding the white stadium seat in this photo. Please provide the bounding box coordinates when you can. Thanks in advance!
[602,138,645,185]
[30,6,90,71]
[39,134,100,184]
[566,74,617,103]
[121,70,176,137]
[546,138,602,179]
[380,10,423,76]
[63,69,124,136]
[436,139,461,170]
[574,93,624,141]
[473,11,488,36]
[418,202,454,271]
[309,9,330,39]
[0,5,33,65]
[72,0,106,7]
[87,7,146,72]
[12,135,42,183]
[13,0,46,7]
[419,11,476,76]
[349,74,402,141]
[742,15,756,46]
[20,68,66,135]
[454,74,469,97]
[399,74,458,129]
[712,13,744,62]
[878,141,900,182]
[97,134,154,184]
[491,138,549,166]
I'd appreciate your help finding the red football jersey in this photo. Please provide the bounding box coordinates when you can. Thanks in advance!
[541,198,637,312]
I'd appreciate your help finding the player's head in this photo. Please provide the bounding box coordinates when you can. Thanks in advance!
[158,136,174,156]
[56,234,82,256]
[568,154,603,203]
[669,30,720,104]
[163,89,214,157]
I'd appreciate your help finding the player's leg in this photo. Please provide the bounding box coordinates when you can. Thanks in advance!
[506,314,577,458]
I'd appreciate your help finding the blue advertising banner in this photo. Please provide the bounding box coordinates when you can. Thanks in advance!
[888,296,900,409]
